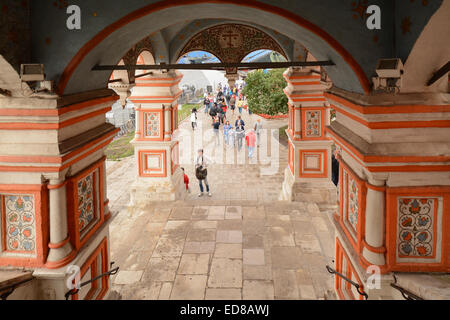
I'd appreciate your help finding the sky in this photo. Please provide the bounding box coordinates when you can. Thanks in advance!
[178,50,272,64]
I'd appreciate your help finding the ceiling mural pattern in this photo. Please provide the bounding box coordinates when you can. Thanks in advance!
[178,24,287,64]
[122,37,154,83]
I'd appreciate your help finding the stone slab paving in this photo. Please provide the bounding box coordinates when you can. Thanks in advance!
[109,202,336,300]
[106,109,337,300]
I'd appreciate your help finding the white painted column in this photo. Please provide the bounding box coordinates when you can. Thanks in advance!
[294,106,301,140]
[102,161,109,216]
[362,179,386,266]
[164,105,171,141]
[46,178,74,264]
[135,104,141,139]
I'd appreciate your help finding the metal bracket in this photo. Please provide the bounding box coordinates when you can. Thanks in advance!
[64,262,119,300]
[326,265,369,300]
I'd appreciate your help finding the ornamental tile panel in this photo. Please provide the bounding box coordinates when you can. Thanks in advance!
[347,175,359,233]
[305,111,321,137]
[4,195,36,253]
[398,198,435,258]
[145,112,161,138]
[78,172,95,233]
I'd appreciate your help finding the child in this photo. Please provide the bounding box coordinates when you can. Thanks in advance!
[181,168,190,193]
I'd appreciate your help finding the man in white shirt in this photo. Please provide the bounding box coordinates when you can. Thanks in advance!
[195,149,212,197]
[190,109,197,130]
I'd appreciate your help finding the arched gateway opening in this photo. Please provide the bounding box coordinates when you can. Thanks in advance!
[0,1,448,301]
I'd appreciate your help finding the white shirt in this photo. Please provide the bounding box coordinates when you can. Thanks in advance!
[195,154,212,168]
[190,113,197,122]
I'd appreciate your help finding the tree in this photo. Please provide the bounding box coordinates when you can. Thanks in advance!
[242,69,288,116]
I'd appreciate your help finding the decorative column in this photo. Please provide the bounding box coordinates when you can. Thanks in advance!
[362,177,386,267]
[0,89,118,299]
[129,70,185,205]
[280,67,336,204]
[326,89,450,300]
[225,70,239,89]
[46,176,75,268]
[108,81,135,107]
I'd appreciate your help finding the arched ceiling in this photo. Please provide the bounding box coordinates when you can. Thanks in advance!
[13,0,442,95]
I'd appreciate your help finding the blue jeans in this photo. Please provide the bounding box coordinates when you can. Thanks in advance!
[237,136,243,151]
[199,177,210,193]
[248,146,255,158]
[214,129,220,145]
[205,104,210,113]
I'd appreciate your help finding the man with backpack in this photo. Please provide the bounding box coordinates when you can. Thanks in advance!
[195,149,212,197]
[217,103,225,124]
[235,116,245,151]
[209,103,218,122]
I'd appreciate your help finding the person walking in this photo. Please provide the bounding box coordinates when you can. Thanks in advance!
[235,116,245,151]
[204,95,210,114]
[245,129,257,159]
[209,103,218,123]
[217,103,225,125]
[254,119,263,146]
[229,94,236,116]
[224,121,231,145]
[212,116,221,145]
[190,108,197,130]
[221,103,228,123]
[229,126,236,147]
[237,98,244,115]
[195,149,212,197]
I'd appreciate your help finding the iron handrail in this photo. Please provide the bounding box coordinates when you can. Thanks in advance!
[326,265,369,300]
[64,262,119,300]
[390,283,424,300]
[391,275,424,300]
[0,276,34,300]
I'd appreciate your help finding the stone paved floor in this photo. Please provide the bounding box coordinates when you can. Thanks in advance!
[106,109,337,300]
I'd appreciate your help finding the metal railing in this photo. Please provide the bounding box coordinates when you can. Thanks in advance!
[65,262,119,300]
[326,265,369,300]
[391,275,424,300]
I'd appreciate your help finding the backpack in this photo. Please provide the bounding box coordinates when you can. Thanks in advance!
[195,156,208,180]
[209,109,216,116]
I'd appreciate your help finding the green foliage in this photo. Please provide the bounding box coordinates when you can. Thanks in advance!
[242,69,288,116]
[179,104,199,122]
[106,131,135,161]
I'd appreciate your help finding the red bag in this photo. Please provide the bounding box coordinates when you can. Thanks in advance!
[245,135,249,146]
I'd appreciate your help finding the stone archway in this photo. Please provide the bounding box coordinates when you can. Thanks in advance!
[55,1,373,96]
[1,0,449,301]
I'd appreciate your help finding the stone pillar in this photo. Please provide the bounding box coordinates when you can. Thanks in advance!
[46,176,75,268]
[0,89,119,299]
[280,67,336,205]
[225,71,239,89]
[326,89,450,300]
[362,178,386,267]
[109,82,135,108]
[129,70,185,205]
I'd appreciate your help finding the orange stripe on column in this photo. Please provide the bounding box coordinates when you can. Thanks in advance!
[325,92,450,114]
[0,107,112,130]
